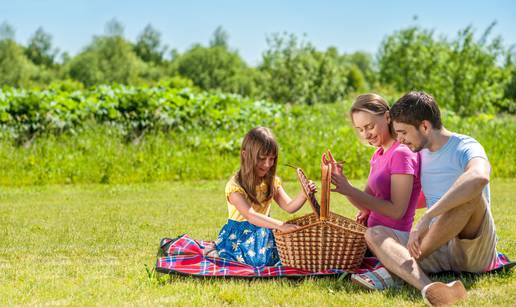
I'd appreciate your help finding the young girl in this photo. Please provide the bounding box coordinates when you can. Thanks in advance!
[329,93,422,289]
[214,127,316,267]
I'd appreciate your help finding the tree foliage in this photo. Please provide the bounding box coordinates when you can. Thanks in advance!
[0,23,37,87]
[134,24,167,64]
[210,26,229,49]
[171,44,257,96]
[258,33,349,104]
[64,21,145,86]
[378,23,511,115]
[25,27,58,67]
[0,22,514,114]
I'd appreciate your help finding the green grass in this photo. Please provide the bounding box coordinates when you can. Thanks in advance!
[0,179,514,305]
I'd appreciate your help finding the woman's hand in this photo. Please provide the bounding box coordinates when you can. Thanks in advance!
[322,150,343,175]
[278,223,300,233]
[355,209,370,226]
[331,171,353,195]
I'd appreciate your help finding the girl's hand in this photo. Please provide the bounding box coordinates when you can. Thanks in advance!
[355,210,370,226]
[330,171,353,195]
[306,180,317,194]
[278,223,300,233]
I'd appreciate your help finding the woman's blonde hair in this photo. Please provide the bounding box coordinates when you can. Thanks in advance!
[350,93,395,138]
[236,127,278,205]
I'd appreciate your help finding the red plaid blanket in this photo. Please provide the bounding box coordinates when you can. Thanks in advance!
[156,234,514,278]
[155,234,382,277]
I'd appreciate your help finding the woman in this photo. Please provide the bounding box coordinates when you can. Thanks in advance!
[330,93,421,290]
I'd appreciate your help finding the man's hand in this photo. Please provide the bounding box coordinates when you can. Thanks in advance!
[408,215,431,259]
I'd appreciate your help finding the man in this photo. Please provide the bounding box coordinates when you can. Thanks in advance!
[365,91,498,306]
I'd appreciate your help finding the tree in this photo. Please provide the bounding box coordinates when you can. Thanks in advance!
[25,27,58,67]
[0,23,37,86]
[134,24,167,64]
[378,24,509,115]
[501,49,516,113]
[65,20,145,86]
[378,26,447,97]
[171,44,257,96]
[0,22,15,40]
[210,26,229,48]
[347,65,367,92]
[444,23,508,114]
[258,33,348,104]
[342,51,376,88]
[105,18,124,37]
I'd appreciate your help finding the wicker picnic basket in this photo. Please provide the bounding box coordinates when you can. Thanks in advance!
[273,153,367,271]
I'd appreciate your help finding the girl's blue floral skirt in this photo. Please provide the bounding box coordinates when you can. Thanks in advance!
[215,220,280,267]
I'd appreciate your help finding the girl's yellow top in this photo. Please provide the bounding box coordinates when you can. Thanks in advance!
[225,175,282,222]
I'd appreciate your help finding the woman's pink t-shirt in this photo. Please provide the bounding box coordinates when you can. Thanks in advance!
[366,141,421,232]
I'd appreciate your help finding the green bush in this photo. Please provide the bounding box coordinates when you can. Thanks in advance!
[0,85,284,144]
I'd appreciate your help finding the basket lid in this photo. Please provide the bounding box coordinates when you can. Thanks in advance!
[295,168,321,217]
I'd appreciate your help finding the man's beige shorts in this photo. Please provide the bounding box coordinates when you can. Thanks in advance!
[393,209,498,273]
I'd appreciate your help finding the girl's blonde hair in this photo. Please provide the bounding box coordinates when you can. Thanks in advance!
[350,93,395,138]
[236,127,278,205]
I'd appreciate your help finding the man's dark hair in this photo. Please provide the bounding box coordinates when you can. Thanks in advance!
[390,91,443,129]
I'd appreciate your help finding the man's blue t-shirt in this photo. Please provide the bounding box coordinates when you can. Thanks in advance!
[421,134,491,208]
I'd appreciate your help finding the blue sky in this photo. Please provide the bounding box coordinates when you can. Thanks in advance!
[1,0,515,65]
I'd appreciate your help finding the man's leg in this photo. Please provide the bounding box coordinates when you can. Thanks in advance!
[365,226,432,290]
[419,194,487,259]
[366,226,467,306]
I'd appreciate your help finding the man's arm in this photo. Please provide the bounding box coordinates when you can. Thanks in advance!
[424,157,490,220]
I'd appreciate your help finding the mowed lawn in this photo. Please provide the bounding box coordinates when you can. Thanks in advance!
[0,179,514,306]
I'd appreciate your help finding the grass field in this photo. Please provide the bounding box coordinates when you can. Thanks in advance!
[0,179,514,306]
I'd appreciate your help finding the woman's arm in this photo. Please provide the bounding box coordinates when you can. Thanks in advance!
[354,185,371,225]
[332,172,414,220]
[328,156,371,223]
[229,192,299,232]
[343,183,373,212]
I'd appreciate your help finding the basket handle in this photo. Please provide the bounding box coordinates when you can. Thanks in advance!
[294,167,321,218]
[320,151,332,221]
